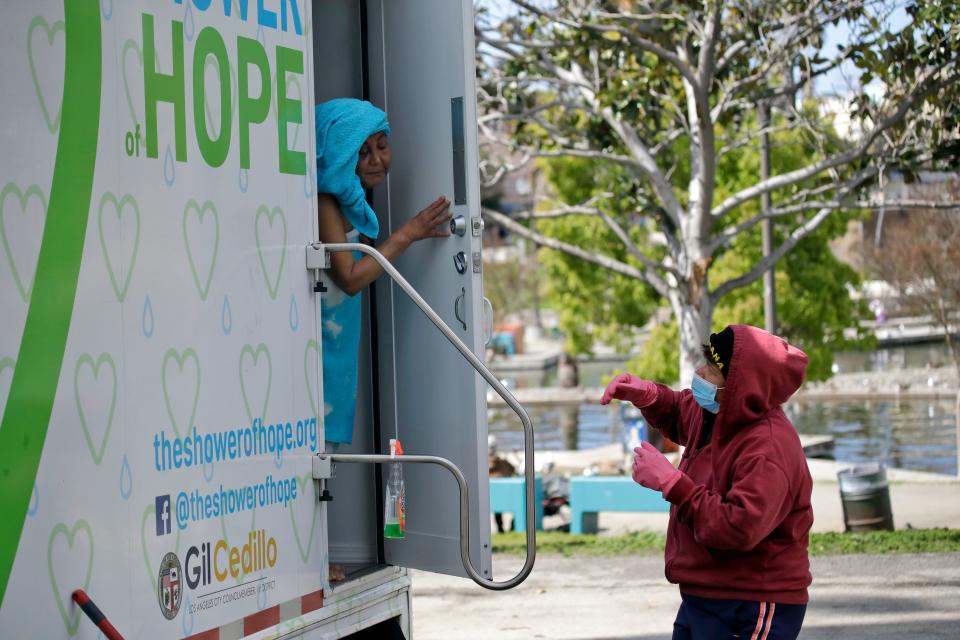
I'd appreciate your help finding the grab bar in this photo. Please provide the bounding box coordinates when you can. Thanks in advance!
[306,242,535,590]
[72,590,124,640]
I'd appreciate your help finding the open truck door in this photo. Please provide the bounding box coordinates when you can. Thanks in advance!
[368,0,494,580]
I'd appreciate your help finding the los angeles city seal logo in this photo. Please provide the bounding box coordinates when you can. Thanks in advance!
[158,551,183,619]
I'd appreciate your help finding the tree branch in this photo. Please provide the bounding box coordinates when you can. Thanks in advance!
[595,209,682,285]
[708,165,880,253]
[596,103,685,227]
[509,0,701,90]
[856,200,960,211]
[712,62,960,219]
[481,207,671,298]
[530,148,641,168]
[711,206,833,301]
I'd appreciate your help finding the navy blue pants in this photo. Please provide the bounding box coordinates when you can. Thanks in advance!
[672,593,806,640]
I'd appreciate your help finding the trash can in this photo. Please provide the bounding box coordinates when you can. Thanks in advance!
[837,462,895,532]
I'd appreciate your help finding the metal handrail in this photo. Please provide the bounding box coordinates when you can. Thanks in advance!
[309,242,536,590]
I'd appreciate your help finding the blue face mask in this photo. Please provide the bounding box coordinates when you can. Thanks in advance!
[692,373,723,414]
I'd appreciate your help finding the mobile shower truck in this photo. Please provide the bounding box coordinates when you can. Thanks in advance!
[0,1,535,638]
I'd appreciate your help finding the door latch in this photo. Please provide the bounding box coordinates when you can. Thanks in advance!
[306,244,331,294]
[450,215,467,237]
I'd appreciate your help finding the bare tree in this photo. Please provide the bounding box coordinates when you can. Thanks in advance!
[476,0,960,380]
[867,182,960,374]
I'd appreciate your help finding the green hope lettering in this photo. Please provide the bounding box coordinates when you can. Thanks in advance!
[142,13,305,175]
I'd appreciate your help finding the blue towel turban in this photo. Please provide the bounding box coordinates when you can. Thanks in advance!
[314,98,390,239]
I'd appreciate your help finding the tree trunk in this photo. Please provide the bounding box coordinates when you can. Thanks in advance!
[672,292,713,386]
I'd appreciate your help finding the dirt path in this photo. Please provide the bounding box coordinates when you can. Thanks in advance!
[411,552,960,639]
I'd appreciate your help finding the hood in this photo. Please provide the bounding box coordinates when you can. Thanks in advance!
[716,325,808,438]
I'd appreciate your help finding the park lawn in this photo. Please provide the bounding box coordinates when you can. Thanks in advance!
[493,528,960,557]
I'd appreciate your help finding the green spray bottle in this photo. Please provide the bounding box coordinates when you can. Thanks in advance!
[383,438,405,539]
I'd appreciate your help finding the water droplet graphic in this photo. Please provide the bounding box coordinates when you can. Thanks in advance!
[203,459,215,483]
[27,484,39,517]
[238,166,249,193]
[291,123,302,152]
[221,296,233,335]
[289,294,299,331]
[303,165,316,199]
[120,455,133,499]
[182,595,195,636]
[183,0,196,41]
[100,0,113,20]
[163,144,176,186]
[142,295,155,338]
[274,450,284,470]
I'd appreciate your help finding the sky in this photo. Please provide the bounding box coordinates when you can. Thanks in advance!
[817,1,911,97]
[477,0,914,97]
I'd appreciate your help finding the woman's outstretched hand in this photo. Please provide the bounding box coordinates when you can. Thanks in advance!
[600,373,659,408]
[401,196,452,242]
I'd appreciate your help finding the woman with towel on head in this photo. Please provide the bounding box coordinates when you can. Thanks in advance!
[314,99,451,581]
[316,98,451,452]
[315,97,451,450]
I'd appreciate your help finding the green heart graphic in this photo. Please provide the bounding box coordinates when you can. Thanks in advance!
[28,16,65,133]
[162,347,200,438]
[0,183,47,303]
[47,519,93,635]
[121,37,168,128]
[0,357,15,409]
[140,502,181,598]
[254,205,287,300]
[203,55,238,136]
[73,352,117,465]
[303,339,321,427]
[121,39,143,129]
[97,192,141,302]
[183,199,220,300]
[239,343,272,426]
[289,473,316,563]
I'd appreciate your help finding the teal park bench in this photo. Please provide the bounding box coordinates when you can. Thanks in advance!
[569,475,670,534]
[489,476,543,532]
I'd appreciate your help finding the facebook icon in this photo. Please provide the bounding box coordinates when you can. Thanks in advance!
[155,495,171,536]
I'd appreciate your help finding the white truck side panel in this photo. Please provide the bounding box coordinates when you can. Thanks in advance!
[0,1,326,637]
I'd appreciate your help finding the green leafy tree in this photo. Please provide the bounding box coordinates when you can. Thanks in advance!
[539,123,871,383]
[477,0,960,381]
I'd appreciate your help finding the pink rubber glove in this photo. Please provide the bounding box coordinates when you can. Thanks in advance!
[600,373,658,408]
[632,441,682,494]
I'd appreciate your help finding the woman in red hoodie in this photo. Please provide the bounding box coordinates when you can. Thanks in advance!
[601,325,813,640]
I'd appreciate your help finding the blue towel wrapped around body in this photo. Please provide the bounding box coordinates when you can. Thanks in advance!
[315,99,390,445]
[314,98,390,238]
[319,230,364,445]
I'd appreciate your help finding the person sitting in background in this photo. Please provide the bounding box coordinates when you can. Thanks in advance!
[557,352,579,388]
[601,325,813,640]
[488,435,516,533]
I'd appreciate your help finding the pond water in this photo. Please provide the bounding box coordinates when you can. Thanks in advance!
[488,343,959,476]
[787,398,958,476]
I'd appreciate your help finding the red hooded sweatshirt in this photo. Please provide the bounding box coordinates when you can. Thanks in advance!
[641,325,813,604]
